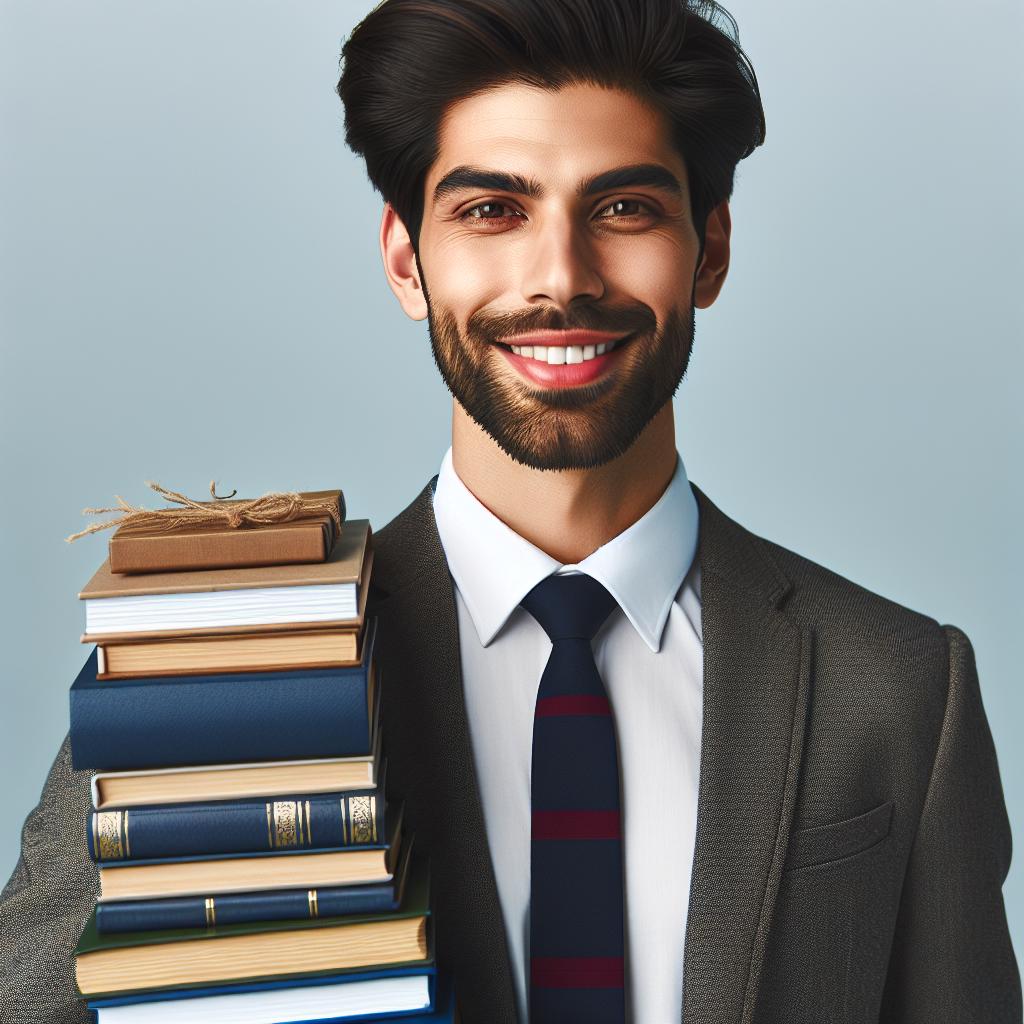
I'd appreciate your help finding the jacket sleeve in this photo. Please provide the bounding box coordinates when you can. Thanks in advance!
[0,734,97,1023]
[879,625,1022,1022]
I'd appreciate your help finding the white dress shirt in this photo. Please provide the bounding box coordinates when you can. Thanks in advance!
[431,446,703,1024]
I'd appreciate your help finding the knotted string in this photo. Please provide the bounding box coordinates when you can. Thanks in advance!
[65,480,342,543]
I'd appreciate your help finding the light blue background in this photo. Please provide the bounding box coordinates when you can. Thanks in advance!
[2,0,1021,957]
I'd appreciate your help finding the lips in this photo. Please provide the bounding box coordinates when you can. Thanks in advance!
[495,336,631,389]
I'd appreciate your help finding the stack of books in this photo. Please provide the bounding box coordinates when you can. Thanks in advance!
[66,492,456,1023]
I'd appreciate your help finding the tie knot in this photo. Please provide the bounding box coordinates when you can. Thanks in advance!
[519,572,619,642]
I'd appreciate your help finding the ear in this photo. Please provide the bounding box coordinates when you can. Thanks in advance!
[380,202,428,321]
[693,199,731,309]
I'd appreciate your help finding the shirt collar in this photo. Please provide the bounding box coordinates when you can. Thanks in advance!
[431,446,699,653]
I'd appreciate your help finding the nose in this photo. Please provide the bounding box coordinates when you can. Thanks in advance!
[520,209,605,309]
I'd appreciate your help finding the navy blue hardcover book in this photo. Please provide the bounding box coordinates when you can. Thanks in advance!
[86,969,453,1024]
[95,835,413,934]
[88,764,388,863]
[70,618,377,771]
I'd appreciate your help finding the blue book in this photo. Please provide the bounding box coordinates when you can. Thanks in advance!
[95,836,413,934]
[88,766,388,863]
[70,618,377,771]
[86,966,452,1023]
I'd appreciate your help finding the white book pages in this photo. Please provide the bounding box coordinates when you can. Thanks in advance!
[93,973,431,1023]
[85,583,358,634]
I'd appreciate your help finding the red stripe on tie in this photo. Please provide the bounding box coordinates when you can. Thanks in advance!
[531,956,625,989]
[532,810,621,840]
[535,695,611,717]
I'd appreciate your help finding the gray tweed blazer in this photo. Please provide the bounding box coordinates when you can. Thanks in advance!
[1,481,1020,1023]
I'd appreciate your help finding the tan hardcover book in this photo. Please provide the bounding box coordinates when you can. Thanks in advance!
[75,915,427,995]
[93,755,378,810]
[97,625,361,679]
[98,848,394,902]
[108,489,345,574]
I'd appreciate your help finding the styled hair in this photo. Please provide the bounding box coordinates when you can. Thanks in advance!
[337,0,764,251]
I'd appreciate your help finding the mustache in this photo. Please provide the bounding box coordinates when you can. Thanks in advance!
[466,303,657,342]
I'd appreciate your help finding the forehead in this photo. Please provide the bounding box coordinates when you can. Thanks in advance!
[428,81,684,195]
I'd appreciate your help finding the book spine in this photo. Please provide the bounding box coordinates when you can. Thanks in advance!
[108,519,333,574]
[70,619,376,771]
[94,881,399,934]
[88,791,384,862]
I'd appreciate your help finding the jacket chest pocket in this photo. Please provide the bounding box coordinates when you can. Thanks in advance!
[784,799,893,872]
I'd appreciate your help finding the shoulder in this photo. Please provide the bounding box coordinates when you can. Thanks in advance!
[764,532,944,648]
[694,488,968,829]
[694,484,953,690]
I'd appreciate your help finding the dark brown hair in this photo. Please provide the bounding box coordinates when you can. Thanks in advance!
[337,0,765,251]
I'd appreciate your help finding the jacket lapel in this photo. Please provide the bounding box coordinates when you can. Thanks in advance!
[683,486,813,1024]
[368,478,519,1023]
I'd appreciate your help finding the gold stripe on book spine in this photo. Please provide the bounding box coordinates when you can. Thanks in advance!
[307,889,319,918]
[204,898,216,927]
[123,810,131,858]
[340,798,348,845]
[272,801,299,848]
[96,812,125,860]
[349,796,376,845]
[266,803,273,849]
[305,800,312,845]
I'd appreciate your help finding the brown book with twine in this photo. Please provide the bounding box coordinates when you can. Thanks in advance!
[68,483,346,574]
[107,488,345,574]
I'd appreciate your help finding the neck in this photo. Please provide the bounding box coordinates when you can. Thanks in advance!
[450,401,678,565]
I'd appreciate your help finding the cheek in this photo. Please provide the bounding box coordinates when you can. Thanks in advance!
[603,236,697,310]
[426,248,518,328]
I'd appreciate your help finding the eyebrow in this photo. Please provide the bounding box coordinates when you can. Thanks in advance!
[431,162,685,205]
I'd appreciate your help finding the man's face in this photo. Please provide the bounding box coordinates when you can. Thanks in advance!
[415,81,705,471]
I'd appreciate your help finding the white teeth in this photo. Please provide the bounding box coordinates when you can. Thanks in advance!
[508,340,621,364]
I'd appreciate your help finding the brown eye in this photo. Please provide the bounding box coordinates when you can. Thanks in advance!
[463,202,519,221]
[597,199,651,219]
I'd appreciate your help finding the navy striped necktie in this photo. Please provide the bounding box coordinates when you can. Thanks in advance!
[520,572,626,1023]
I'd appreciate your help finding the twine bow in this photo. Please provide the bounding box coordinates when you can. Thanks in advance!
[66,481,342,543]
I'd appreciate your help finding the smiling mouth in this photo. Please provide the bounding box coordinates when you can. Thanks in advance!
[491,334,632,365]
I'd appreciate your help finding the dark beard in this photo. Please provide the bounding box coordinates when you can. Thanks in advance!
[419,275,695,471]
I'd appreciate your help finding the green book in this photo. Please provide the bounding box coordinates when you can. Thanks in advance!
[75,847,431,998]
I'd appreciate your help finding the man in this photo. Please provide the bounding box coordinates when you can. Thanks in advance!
[1,0,1019,1022]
